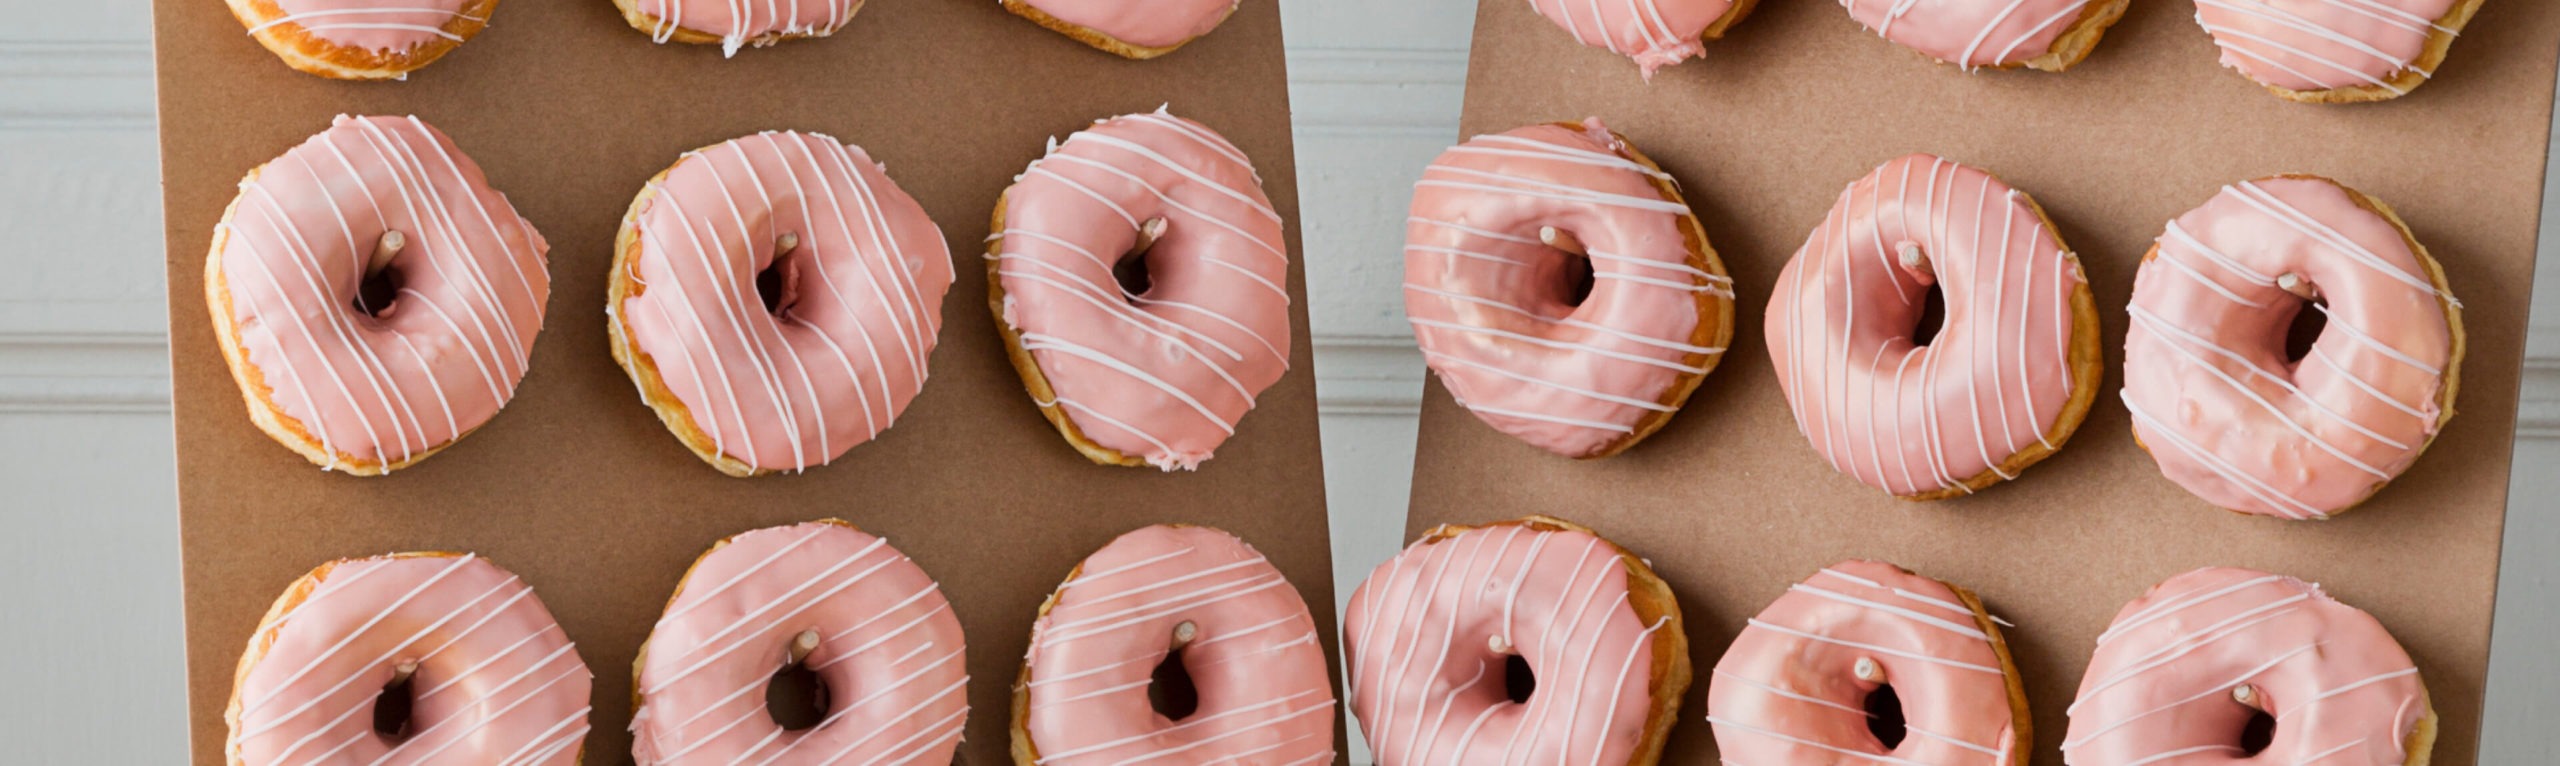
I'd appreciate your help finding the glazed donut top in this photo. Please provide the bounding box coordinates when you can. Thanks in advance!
[1527,0,1740,77]
[2065,568,2427,766]
[248,0,490,52]
[632,0,860,54]
[216,114,550,469]
[229,553,591,765]
[994,109,1290,470]
[2196,0,2462,95]
[1018,0,1238,49]
[1021,525,1336,765]
[1767,154,2087,497]
[1405,120,1728,459]
[1845,0,2099,68]
[2123,177,2454,519]
[619,131,954,474]
[1344,521,1673,766]
[1707,561,2020,764]
[632,521,969,765]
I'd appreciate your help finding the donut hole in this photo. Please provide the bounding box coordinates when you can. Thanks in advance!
[1113,248,1155,299]
[1556,253,1595,309]
[1863,683,1908,750]
[755,237,804,317]
[1909,285,1948,347]
[1148,646,1200,721]
[370,671,415,740]
[1501,653,1536,704]
[2284,298,2328,363]
[2239,707,2277,756]
[353,263,404,319]
[764,656,831,731]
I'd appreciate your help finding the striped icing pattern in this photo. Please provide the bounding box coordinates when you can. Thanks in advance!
[2195,0,2464,95]
[618,130,954,474]
[214,114,550,471]
[2123,177,2454,519]
[227,554,592,765]
[1707,560,2022,764]
[246,0,490,52]
[632,0,863,55]
[631,522,969,765]
[2065,568,2427,766]
[1344,522,1671,766]
[1766,154,2087,497]
[1405,120,1728,459]
[1524,0,1742,76]
[1844,0,2099,68]
[1020,525,1336,765]
[993,109,1292,471]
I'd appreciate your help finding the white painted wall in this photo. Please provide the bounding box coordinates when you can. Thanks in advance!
[0,0,2550,761]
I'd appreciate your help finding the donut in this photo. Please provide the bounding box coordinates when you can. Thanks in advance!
[2123,176,2461,520]
[999,0,1238,59]
[1522,0,1758,77]
[1842,0,2130,71]
[1706,560,2030,764]
[612,0,863,56]
[2195,0,2483,103]
[631,520,968,764]
[1011,525,1336,765]
[207,114,551,476]
[1766,154,2101,499]
[610,131,954,477]
[987,109,1290,470]
[225,552,592,765]
[2064,567,2436,765]
[1343,516,1689,766]
[1404,119,1733,459]
[226,0,502,79]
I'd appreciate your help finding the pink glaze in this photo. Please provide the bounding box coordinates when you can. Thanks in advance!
[1021,525,1336,764]
[1767,154,2087,496]
[994,109,1291,470]
[634,0,862,55]
[2195,0,2461,95]
[632,522,969,765]
[217,114,550,470]
[2123,178,2454,519]
[619,131,954,474]
[253,0,488,52]
[1524,0,1741,77]
[1019,0,1236,49]
[2065,568,2427,766]
[1844,0,2099,68]
[228,554,591,765]
[1405,120,1729,459]
[1344,523,1673,766]
[1707,560,2023,764]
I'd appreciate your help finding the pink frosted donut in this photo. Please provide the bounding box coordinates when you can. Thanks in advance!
[2064,567,2435,766]
[1344,517,1689,766]
[2123,176,2460,520]
[1842,0,2129,71]
[2195,0,2481,102]
[1013,525,1337,765]
[1523,0,1757,77]
[632,520,969,765]
[610,130,954,477]
[989,109,1291,471]
[227,0,501,79]
[1706,560,2028,765]
[612,0,864,55]
[1000,0,1240,58]
[207,114,551,476]
[1766,154,2100,499]
[226,552,592,765]
[1404,119,1733,459]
